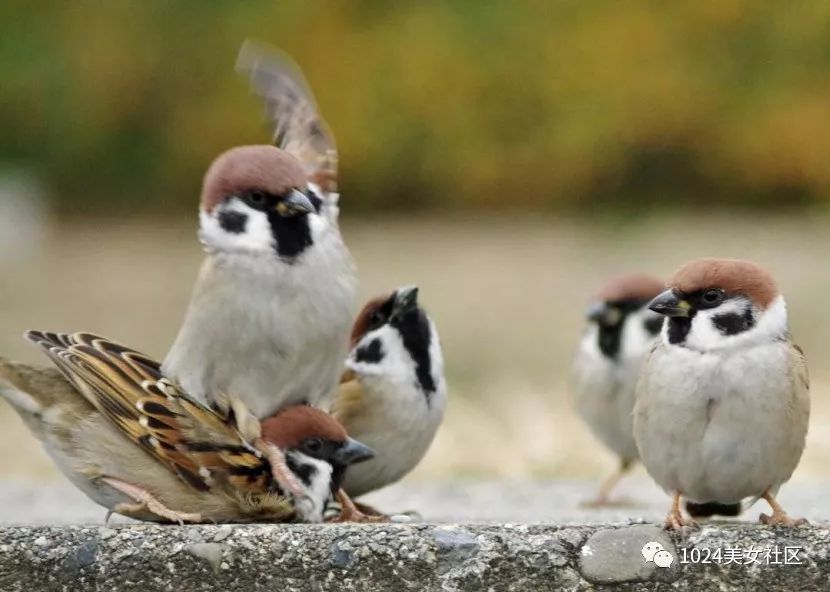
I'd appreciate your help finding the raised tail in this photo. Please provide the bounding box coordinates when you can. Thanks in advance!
[685,500,742,518]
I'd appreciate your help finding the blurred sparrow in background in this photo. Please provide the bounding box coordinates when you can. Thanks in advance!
[572,273,665,506]
[0,331,372,523]
[163,41,356,420]
[331,286,447,516]
[634,259,809,529]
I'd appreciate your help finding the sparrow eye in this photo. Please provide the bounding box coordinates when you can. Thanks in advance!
[701,289,725,307]
[369,311,385,329]
[303,438,323,455]
[244,191,268,209]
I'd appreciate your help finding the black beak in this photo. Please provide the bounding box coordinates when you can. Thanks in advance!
[276,189,315,217]
[391,285,419,319]
[648,289,692,318]
[333,438,375,466]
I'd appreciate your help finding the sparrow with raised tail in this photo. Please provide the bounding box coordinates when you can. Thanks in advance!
[163,41,356,420]
[572,273,665,505]
[633,259,810,529]
[0,331,373,523]
[332,286,447,511]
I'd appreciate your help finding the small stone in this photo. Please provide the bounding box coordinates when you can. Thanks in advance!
[185,542,226,573]
[432,527,480,575]
[63,541,98,571]
[33,536,48,547]
[579,525,679,584]
[212,526,233,543]
[331,540,355,568]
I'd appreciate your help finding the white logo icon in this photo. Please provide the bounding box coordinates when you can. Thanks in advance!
[642,542,673,568]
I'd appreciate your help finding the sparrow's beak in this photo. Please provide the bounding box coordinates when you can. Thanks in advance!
[648,289,692,318]
[275,189,315,217]
[586,301,622,326]
[334,438,375,466]
[391,285,419,320]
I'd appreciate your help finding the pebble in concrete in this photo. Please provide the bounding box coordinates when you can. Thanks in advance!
[185,542,227,573]
[579,524,680,584]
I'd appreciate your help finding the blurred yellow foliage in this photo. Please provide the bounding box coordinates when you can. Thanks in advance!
[1,1,828,212]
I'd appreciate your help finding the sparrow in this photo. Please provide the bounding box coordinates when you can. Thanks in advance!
[163,41,356,420]
[633,258,810,529]
[331,286,447,508]
[0,331,373,524]
[571,273,665,505]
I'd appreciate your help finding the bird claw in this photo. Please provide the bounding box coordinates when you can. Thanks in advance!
[329,490,390,523]
[663,510,698,531]
[328,507,389,523]
[759,512,808,527]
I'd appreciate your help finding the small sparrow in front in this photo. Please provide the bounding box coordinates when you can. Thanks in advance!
[331,286,447,511]
[572,273,664,506]
[633,259,810,529]
[163,41,356,420]
[0,331,373,524]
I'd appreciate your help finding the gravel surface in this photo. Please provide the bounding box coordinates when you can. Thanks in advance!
[1,478,827,591]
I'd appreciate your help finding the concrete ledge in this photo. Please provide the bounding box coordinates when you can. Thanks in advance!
[1,522,828,591]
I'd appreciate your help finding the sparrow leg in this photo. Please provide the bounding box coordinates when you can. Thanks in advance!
[664,491,697,530]
[759,491,807,527]
[253,439,311,504]
[582,459,634,507]
[102,477,202,524]
[329,489,387,523]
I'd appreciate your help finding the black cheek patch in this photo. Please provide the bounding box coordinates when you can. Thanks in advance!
[712,309,755,336]
[218,210,248,234]
[286,457,317,487]
[355,338,384,363]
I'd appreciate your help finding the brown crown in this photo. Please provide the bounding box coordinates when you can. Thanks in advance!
[597,273,665,303]
[668,258,779,308]
[349,294,391,347]
[200,145,307,212]
[259,405,347,450]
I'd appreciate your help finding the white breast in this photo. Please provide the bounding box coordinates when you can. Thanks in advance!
[634,340,806,503]
[164,223,356,418]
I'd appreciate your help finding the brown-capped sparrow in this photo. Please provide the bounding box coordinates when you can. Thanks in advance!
[163,41,356,420]
[0,331,373,523]
[331,286,447,513]
[572,273,664,505]
[633,259,810,529]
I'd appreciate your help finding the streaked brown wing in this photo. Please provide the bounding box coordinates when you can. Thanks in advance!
[25,331,271,493]
[236,40,338,192]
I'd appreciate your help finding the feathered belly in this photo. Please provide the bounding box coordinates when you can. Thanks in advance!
[638,348,801,503]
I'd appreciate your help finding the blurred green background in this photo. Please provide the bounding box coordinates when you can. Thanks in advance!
[3,1,830,213]
[0,2,828,489]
